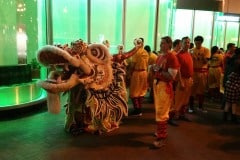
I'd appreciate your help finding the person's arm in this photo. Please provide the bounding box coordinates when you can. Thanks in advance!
[159,68,178,82]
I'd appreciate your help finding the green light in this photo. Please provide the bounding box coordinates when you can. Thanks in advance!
[0,80,46,110]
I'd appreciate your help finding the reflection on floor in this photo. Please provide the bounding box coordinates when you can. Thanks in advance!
[0,96,239,160]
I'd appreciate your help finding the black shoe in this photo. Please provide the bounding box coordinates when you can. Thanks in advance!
[197,108,208,113]
[168,119,179,126]
[129,109,142,117]
[231,114,240,124]
[179,115,191,122]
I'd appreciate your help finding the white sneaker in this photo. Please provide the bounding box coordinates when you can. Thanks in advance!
[197,108,208,113]
[188,109,194,113]
[201,109,208,113]
[152,139,167,149]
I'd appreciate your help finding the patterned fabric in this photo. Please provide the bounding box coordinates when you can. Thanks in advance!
[156,121,168,139]
[225,72,240,103]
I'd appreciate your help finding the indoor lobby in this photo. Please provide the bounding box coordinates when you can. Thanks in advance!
[0,0,240,159]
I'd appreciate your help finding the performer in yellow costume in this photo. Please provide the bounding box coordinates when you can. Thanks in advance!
[208,46,223,100]
[151,36,179,149]
[129,38,149,116]
[189,35,211,113]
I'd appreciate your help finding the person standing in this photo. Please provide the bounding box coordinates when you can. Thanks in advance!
[223,43,236,87]
[221,43,236,110]
[151,36,179,148]
[172,39,181,55]
[223,48,240,123]
[128,38,149,116]
[174,36,193,121]
[168,39,182,126]
[112,44,141,102]
[208,46,223,100]
[189,35,210,113]
[144,45,158,103]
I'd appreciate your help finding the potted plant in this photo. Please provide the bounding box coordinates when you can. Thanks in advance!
[31,58,41,79]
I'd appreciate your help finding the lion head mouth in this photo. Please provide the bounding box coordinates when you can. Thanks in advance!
[36,40,112,93]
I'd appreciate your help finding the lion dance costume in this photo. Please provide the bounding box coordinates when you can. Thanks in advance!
[37,39,141,135]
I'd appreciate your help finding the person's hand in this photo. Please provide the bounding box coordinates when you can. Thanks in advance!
[134,38,143,48]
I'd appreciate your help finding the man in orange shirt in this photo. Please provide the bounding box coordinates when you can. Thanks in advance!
[174,36,193,121]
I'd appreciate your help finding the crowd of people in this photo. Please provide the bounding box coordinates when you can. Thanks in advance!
[107,35,240,149]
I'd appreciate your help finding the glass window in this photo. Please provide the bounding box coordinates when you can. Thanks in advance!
[156,0,174,51]
[52,0,88,44]
[90,0,123,54]
[172,9,193,41]
[225,22,239,49]
[212,13,226,49]
[0,0,41,65]
[193,10,214,49]
[37,0,47,48]
[125,0,156,51]
[0,1,17,65]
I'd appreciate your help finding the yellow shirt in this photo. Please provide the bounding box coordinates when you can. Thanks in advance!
[131,48,149,70]
[191,46,210,69]
[148,52,158,65]
[208,53,223,67]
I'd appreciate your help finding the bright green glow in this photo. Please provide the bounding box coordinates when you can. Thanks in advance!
[213,12,240,48]
[213,12,225,48]
[37,0,47,48]
[0,0,47,78]
[0,0,17,65]
[156,0,174,51]
[91,0,123,54]
[125,0,156,50]
[52,0,88,44]
[0,80,46,108]
[225,22,239,48]
[172,9,193,40]
[193,10,214,49]
[2,0,240,65]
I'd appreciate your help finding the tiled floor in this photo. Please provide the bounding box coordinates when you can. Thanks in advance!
[0,96,240,160]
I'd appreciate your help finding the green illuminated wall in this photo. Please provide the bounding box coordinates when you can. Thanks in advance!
[52,0,88,44]
[193,11,214,48]
[125,0,156,50]
[90,0,123,53]
[0,0,47,78]
[156,0,175,51]
[212,13,226,48]
[0,0,17,65]
[0,0,39,65]
[1,0,240,67]
[172,9,193,42]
